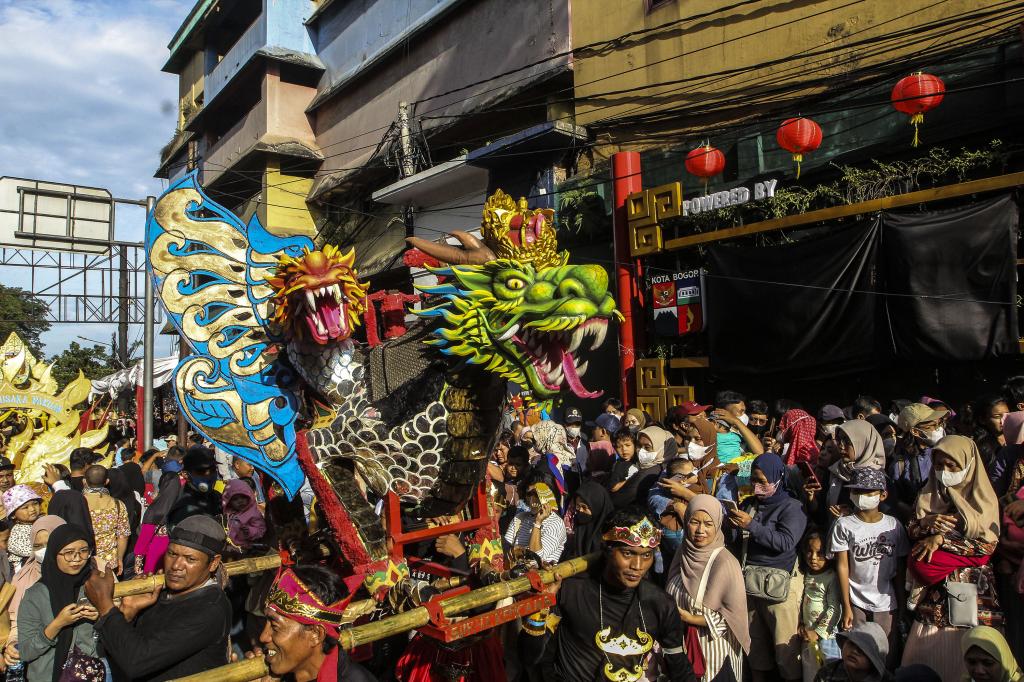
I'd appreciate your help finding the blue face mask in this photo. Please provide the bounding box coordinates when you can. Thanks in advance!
[162,460,182,474]
[190,475,216,493]
[660,527,684,555]
[717,432,743,463]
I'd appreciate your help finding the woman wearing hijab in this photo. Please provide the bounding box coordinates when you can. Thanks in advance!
[107,468,142,578]
[611,425,672,510]
[901,435,1002,680]
[778,409,821,467]
[667,494,749,681]
[726,452,807,682]
[46,490,94,541]
[961,625,1022,682]
[564,480,613,560]
[996,411,1024,497]
[530,420,575,499]
[691,418,723,497]
[809,420,885,525]
[17,524,100,682]
[2,515,65,669]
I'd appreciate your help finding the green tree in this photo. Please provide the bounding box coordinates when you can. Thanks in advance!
[50,342,119,390]
[0,284,51,356]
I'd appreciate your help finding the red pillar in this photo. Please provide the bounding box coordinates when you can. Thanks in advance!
[612,152,644,408]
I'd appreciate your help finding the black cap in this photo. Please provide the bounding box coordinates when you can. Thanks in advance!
[0,457,13,472]
[182,446,216,474]
[564,407,583,424]
[169,514,226,556]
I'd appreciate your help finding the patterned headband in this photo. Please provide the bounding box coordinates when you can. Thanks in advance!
[265,568,351,637]
[601,516,662,548]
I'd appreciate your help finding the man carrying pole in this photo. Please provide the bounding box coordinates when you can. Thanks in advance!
[84,515,232,681]
[248,564,374,682]
[520,509,697,682]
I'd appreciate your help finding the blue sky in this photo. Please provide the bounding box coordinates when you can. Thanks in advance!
[0,0,192,358]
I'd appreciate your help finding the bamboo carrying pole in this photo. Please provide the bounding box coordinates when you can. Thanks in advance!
[168,552,599,682]
[339,552,596,650]
[113,554,282,597]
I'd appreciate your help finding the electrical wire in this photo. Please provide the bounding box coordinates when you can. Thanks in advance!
[169,0,1022,203]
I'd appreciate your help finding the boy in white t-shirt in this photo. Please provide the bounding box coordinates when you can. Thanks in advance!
[828,467,908,668]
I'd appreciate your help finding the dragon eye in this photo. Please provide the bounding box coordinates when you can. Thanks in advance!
[505,278,525,290]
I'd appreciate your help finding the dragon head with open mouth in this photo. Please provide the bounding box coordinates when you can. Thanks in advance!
[267,244,369,345]
[411,191,622,402]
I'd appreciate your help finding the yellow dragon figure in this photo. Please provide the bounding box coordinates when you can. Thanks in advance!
[0,334,105,481]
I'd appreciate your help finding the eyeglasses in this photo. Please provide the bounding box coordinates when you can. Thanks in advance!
[58,548,92,561]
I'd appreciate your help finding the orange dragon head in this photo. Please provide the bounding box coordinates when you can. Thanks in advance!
[266,245,369,344]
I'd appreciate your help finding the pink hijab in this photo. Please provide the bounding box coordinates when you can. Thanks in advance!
[667,495,750,652]
[9,515,66,640]
[1003,411,1024,445]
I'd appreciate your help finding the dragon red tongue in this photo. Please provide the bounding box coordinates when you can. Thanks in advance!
[561,348,602,399]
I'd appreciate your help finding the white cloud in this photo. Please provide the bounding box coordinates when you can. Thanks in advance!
[0,0,192,356]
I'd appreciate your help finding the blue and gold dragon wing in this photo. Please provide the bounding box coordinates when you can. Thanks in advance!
[146,172,312,497]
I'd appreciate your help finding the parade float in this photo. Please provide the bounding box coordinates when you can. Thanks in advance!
[0,333,106,486]
[146,173,619,651]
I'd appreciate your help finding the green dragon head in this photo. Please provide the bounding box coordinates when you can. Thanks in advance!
[410,191,621,402]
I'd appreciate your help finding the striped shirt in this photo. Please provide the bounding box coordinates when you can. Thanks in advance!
[668,591,744,682]
[504,511,566,563]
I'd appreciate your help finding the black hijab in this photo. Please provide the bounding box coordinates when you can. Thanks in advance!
[107,469,140,532]
[47,490,94,540]
[118,463,146,499]
[41,524,94,682]
[570,480,614,558]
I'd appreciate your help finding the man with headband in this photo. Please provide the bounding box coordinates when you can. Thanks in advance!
[254,564,373,682]
[520,508,696,681]
[85,514,232,681]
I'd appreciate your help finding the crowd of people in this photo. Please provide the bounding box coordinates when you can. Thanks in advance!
[487,383,1024,682]
[0,379,1023,681]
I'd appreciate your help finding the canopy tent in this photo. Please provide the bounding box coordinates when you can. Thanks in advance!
[87,356,179,401]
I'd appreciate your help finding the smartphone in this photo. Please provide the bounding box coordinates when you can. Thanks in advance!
[797,461,820,488]
[721,499,739,514]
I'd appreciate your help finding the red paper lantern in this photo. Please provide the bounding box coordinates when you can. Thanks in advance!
[891,72,945,147]
[776,117,822,179]
[685,144,725,193]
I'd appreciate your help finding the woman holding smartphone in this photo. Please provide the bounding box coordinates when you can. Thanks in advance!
[17,524,100,682]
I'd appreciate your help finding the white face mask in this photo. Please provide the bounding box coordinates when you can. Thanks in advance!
[637,448,658,467]
[918,426,945,447]
[939,468,968,488]
[850,492,881,511]
[33,548,45,563]
[687,442,708,461]
[823,423,838,438]
[566,426,581,439]
[739,413,749,426]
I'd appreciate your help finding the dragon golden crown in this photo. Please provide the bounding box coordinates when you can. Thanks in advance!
[481,190,564,270]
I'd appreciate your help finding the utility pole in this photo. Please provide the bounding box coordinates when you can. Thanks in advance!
[398,101,416,179]
[142,195,156,453]
[117,248,129,367]
[397,101,417,295]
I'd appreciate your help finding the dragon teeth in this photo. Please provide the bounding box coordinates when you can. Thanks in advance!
[577,360,589,376]
[569,326,584,353]
[590,320,608,351]
[306,291,317,310]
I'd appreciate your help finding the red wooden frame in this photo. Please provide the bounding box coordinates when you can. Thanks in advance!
[383,481,492,562]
